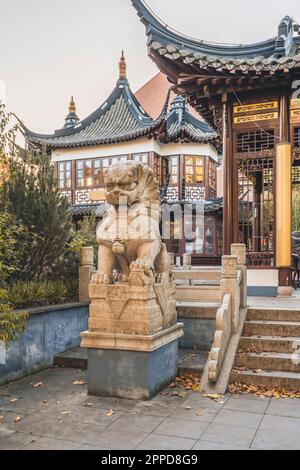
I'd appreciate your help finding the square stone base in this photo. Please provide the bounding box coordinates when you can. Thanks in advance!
[87,338,180,400]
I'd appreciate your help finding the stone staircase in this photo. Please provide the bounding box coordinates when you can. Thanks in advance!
[231,307,300,391]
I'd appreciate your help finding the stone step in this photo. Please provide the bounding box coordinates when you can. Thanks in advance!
[231,369,300,391]
[248,308,300,322]
[178,349,208,377]
[53,347,87,369]
[54,347,208,378]
[240,335,300,353]
[176,285,220,302]
[235,352,300,373]
[244,320,300,337]
[177,301,220,319]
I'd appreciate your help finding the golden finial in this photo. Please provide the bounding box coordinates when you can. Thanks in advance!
[119,51,127,80]
[69,96,76,114]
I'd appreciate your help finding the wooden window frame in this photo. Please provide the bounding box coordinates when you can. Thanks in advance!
[133,153,149,164]
[184,156,205,185]
[57,161,72,190]
[169,155,179,186]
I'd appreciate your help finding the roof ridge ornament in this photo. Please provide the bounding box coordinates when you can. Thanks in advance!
[63,96,80,129]
[275,17,294,58]
[69,96,76,114]
[119,51,127,80]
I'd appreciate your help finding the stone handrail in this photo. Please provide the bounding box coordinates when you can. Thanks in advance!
[208,294,232,383]
[207,244,247,384]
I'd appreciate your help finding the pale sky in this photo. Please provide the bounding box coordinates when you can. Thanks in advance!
[1,0,300,133]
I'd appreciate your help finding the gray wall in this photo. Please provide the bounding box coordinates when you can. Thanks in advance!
[0,303,88,386]
[178,317,215,351]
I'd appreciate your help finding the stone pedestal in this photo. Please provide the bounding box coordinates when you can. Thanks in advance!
[81,281,183,400]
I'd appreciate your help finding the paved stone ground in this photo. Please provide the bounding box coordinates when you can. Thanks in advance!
[1,367,300,450]
[248,290,300,309]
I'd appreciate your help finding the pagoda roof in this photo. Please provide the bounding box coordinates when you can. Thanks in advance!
[25,77,168,149]
[24,55,220,150]
[131,1,300,129]
[131,0,300,73]
[164,95,218,145]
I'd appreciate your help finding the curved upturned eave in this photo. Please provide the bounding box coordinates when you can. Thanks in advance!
[131,0,278,58]
[27,127,156,149]
[24,79,169,150]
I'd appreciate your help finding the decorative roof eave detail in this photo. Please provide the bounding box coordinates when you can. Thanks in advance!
[24,80,169,150]
[131,0,300,74]
[162,95,221,150]
[132,0,280,58]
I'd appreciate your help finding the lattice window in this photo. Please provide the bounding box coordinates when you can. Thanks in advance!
[238,157,274,267]
[237,130,275,153]
[208,159,217,195]
[293,166,300,185]
[294,128,300,148]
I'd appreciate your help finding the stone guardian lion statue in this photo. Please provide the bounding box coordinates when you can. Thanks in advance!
[92,161,171,286]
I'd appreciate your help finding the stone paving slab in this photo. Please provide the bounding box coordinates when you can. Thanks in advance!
[1,367,300,450]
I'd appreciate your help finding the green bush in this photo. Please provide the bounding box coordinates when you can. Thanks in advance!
[0,290,28,345]
[0,212,35,288]
[7,279,76,309]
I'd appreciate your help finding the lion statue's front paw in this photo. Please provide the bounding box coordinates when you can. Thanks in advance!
[129,260,154,286]
[91,271,113,285]
[113,271,129,283]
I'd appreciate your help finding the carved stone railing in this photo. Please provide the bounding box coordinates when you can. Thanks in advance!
[208,294,232,383]
[207,244,247,384]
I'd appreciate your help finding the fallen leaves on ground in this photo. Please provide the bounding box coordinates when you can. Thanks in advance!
[31,382,43,388]
[202,393,226,404]
[14,416,22,422]
[73,380,87,386]
[170,391,187,398]
[170,375,201,391]
[232,367,247,374]
[229,383,300,399]
[106,409,115,417]
[203,393,221,400]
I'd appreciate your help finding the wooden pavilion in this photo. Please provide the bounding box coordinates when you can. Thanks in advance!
[132,0,300,295]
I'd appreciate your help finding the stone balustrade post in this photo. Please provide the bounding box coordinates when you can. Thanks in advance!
[220,255,240,334]
[231,243,247,308]
[168,253,175,268]
[79,247,95,303]
[182,253,192,270]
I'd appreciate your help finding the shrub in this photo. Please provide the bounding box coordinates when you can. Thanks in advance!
[0,290,28,345]
[7,279,75,309]
[0,212,36,288]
